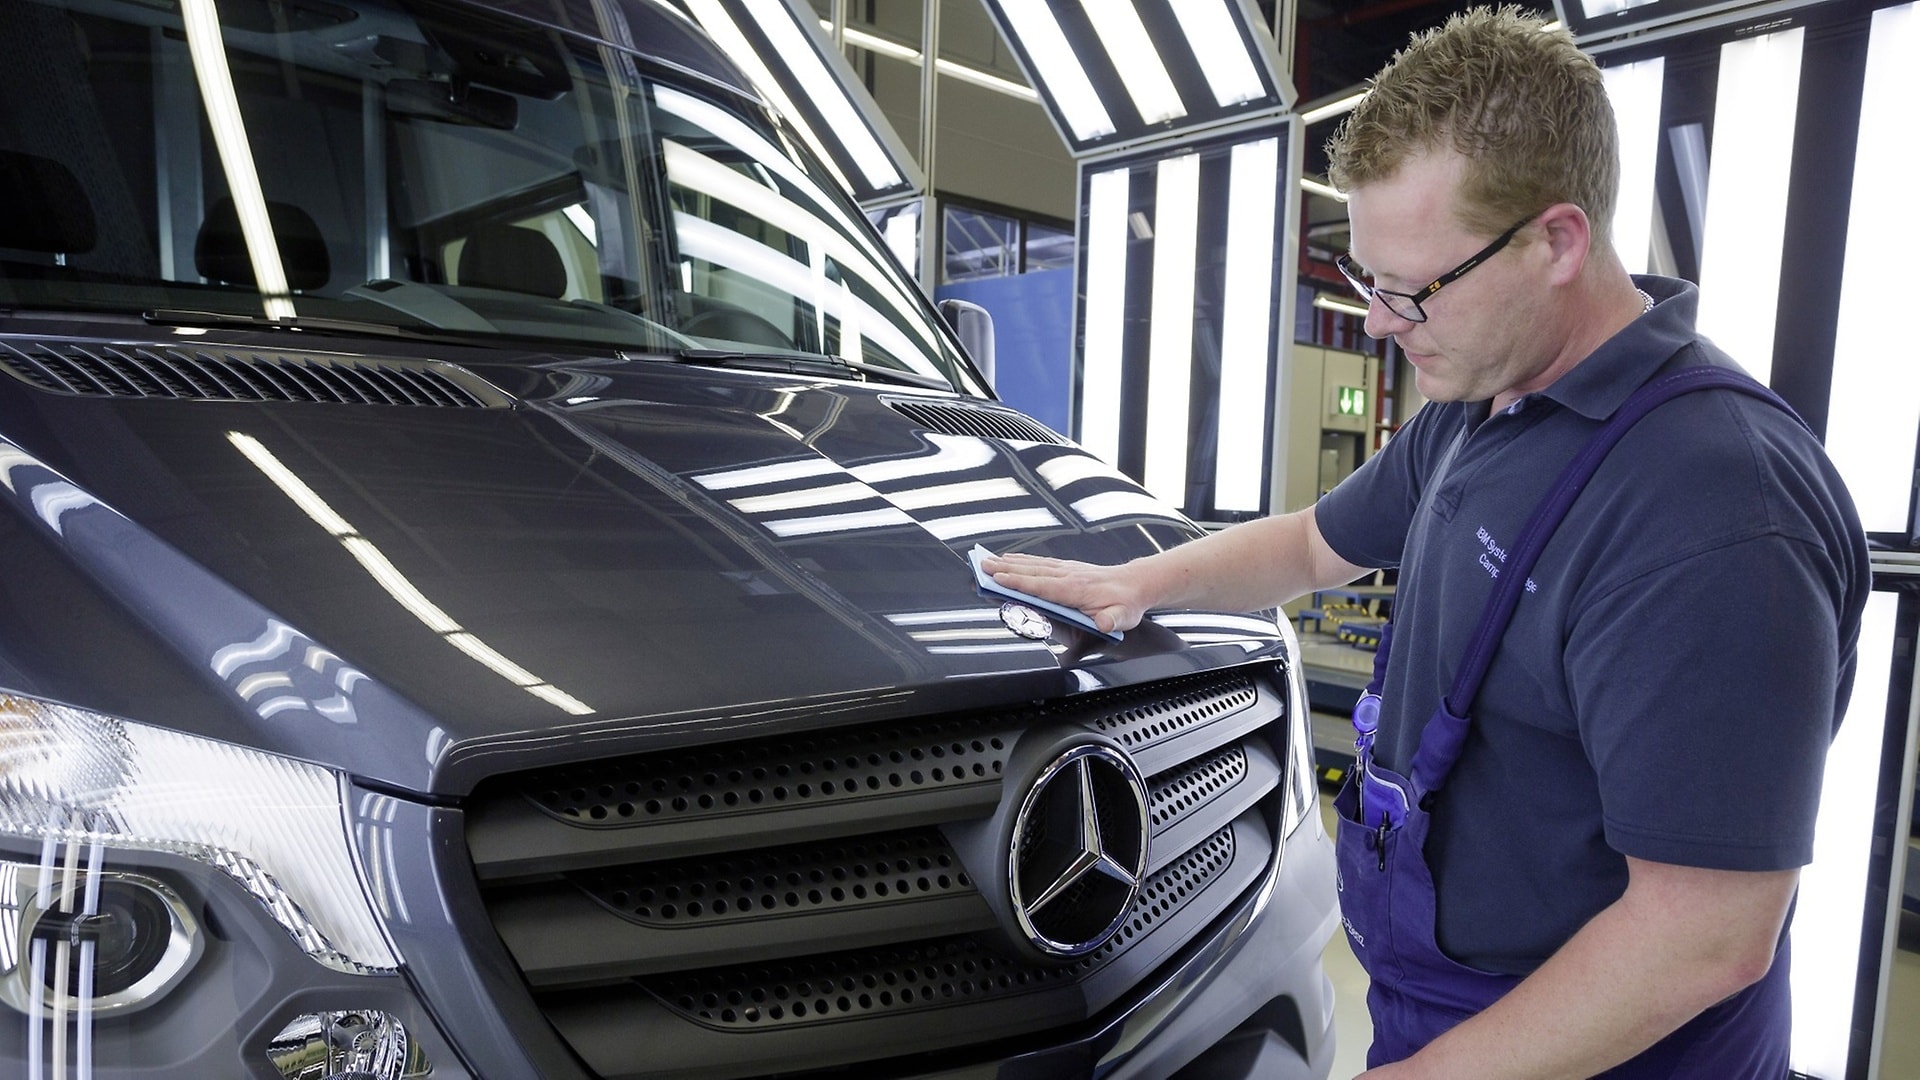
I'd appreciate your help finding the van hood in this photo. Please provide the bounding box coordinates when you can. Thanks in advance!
[0,337,1285,795]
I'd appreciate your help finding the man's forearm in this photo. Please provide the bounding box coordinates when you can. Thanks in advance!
[1135,507,1369,614]
[1365,861,1797,1080]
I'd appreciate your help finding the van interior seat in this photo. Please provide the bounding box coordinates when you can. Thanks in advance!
[0,149,96,256]
[457,223,567,298]
[195,197,331,291]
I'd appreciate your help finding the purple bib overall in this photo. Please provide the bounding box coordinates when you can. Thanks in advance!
[1332,367,1799,1076]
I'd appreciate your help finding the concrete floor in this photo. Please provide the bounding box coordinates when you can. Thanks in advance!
[1312,794,1920,1079]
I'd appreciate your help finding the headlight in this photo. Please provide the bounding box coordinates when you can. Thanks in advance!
[1274,618,1322,839]
[0,693,399,1000]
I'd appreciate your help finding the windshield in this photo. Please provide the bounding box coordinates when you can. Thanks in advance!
[0,0,983,394]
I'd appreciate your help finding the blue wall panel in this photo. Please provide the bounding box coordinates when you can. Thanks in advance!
[936,267,1074,437]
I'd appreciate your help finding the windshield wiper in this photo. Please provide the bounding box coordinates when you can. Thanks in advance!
[671,348,953,391]
[142,308,467,346]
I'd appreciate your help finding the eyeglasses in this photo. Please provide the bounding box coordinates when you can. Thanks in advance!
[1336,212,1540,324]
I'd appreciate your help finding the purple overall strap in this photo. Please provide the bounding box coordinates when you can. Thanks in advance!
[1405,366,1805,796]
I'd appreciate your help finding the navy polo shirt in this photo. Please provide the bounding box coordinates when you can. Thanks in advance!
[1315,276,1869,975]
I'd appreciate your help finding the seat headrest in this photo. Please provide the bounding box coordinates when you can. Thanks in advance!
[195,197,331,291]
[457,223,567,298]
[0,151,96,255]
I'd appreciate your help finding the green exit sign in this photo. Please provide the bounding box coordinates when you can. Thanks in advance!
[1337,385,1367,417]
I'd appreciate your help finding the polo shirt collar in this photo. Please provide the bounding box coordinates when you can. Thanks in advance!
[1532,274,1700,421]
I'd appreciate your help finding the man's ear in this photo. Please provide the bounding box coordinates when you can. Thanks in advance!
[1536,202,1592,286]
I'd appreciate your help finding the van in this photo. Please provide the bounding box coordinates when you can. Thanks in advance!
[0,0,1337,1076]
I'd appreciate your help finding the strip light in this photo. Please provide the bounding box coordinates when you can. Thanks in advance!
[1299,89,1365,125]
[1299,176,1347,202]
[1215,138,1280,511]
[1168,0,1266,108]
[1601,56,1664,273]
[682,0,854,193]
[179,0,295,320]
[1789,590,1899,1077]
[830,23,1041,101]
[738,0,901,191]
[1143,153,1200,503]
[996,1,1116,140]
[1822,1,1920,534]
[1075,0,1186,126]
[1080,167,1130,463]
[1695,26,1803,386]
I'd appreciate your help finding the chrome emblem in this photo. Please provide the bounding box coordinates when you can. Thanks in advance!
[999,601,1052,641]
[1008,743,1150,957]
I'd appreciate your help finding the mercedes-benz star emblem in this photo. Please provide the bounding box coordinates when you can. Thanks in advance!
[1008,743,1150,958]
[999,601,1052,641]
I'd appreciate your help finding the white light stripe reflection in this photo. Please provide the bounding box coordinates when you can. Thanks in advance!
[226,433,592,715]
[740,0,901,189]
[908,628,1019,642]
[179,0,295,320]
[1602,57,1664,273]
[927,643,1052,655]
[885,477,1028,510]
[994,1,1115,139]
[562,204,598,248]
[728,481,878,514]
[885,609,1001,626]
[1072,490,1183,524]
[1150,612,1282,635]
[764,507,915,536]
[849,433,997,482]
[1036,453,1121,489]
[1080,168,1130,464]
[651,86,905,299]
[1215,138,1279,512]
[1789,591,1897,1077]
[921,508,1062,540]
[1076,0,1186,125]
[1144,153,1201,503]
[663,140,940,362]
[682,0,855,192]
[1312,293,1370,318]
[1822,2,1920,534]
[694,456,842,491]
[1696,27,1803,386]
[1168,0,1266,107]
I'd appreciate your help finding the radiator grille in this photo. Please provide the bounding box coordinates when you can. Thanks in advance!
[465,665,1292,1079]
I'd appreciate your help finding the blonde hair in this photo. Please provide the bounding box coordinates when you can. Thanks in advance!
[1325,6,1619,251]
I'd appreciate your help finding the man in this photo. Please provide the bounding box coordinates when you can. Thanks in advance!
[983,7,1868,1077]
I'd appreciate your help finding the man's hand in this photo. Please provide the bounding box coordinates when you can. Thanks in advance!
[979,552,1151,635]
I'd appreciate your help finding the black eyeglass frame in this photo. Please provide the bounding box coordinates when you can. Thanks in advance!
[1336,212,1540,324]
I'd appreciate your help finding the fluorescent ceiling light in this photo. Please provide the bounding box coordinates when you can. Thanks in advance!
[1076,0,1186,126]
[1313,293,1370,318]
[1168,0,1266,107]
[1299,176,1347,202]
[739,0,901,190]
[830,23,1041,101]
[1299,89,1365,125]
[1695,26,1803,386]
[1821,1,1920,534]
[1143,153,1201,504]
[1080,167,1130,462]
[1215,137,1280,512]
[995,1,1115,139]
[1602,57,1664,273]
[682,0,854,192]
[180,0,294,321]
[1789,590,1898,1077]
